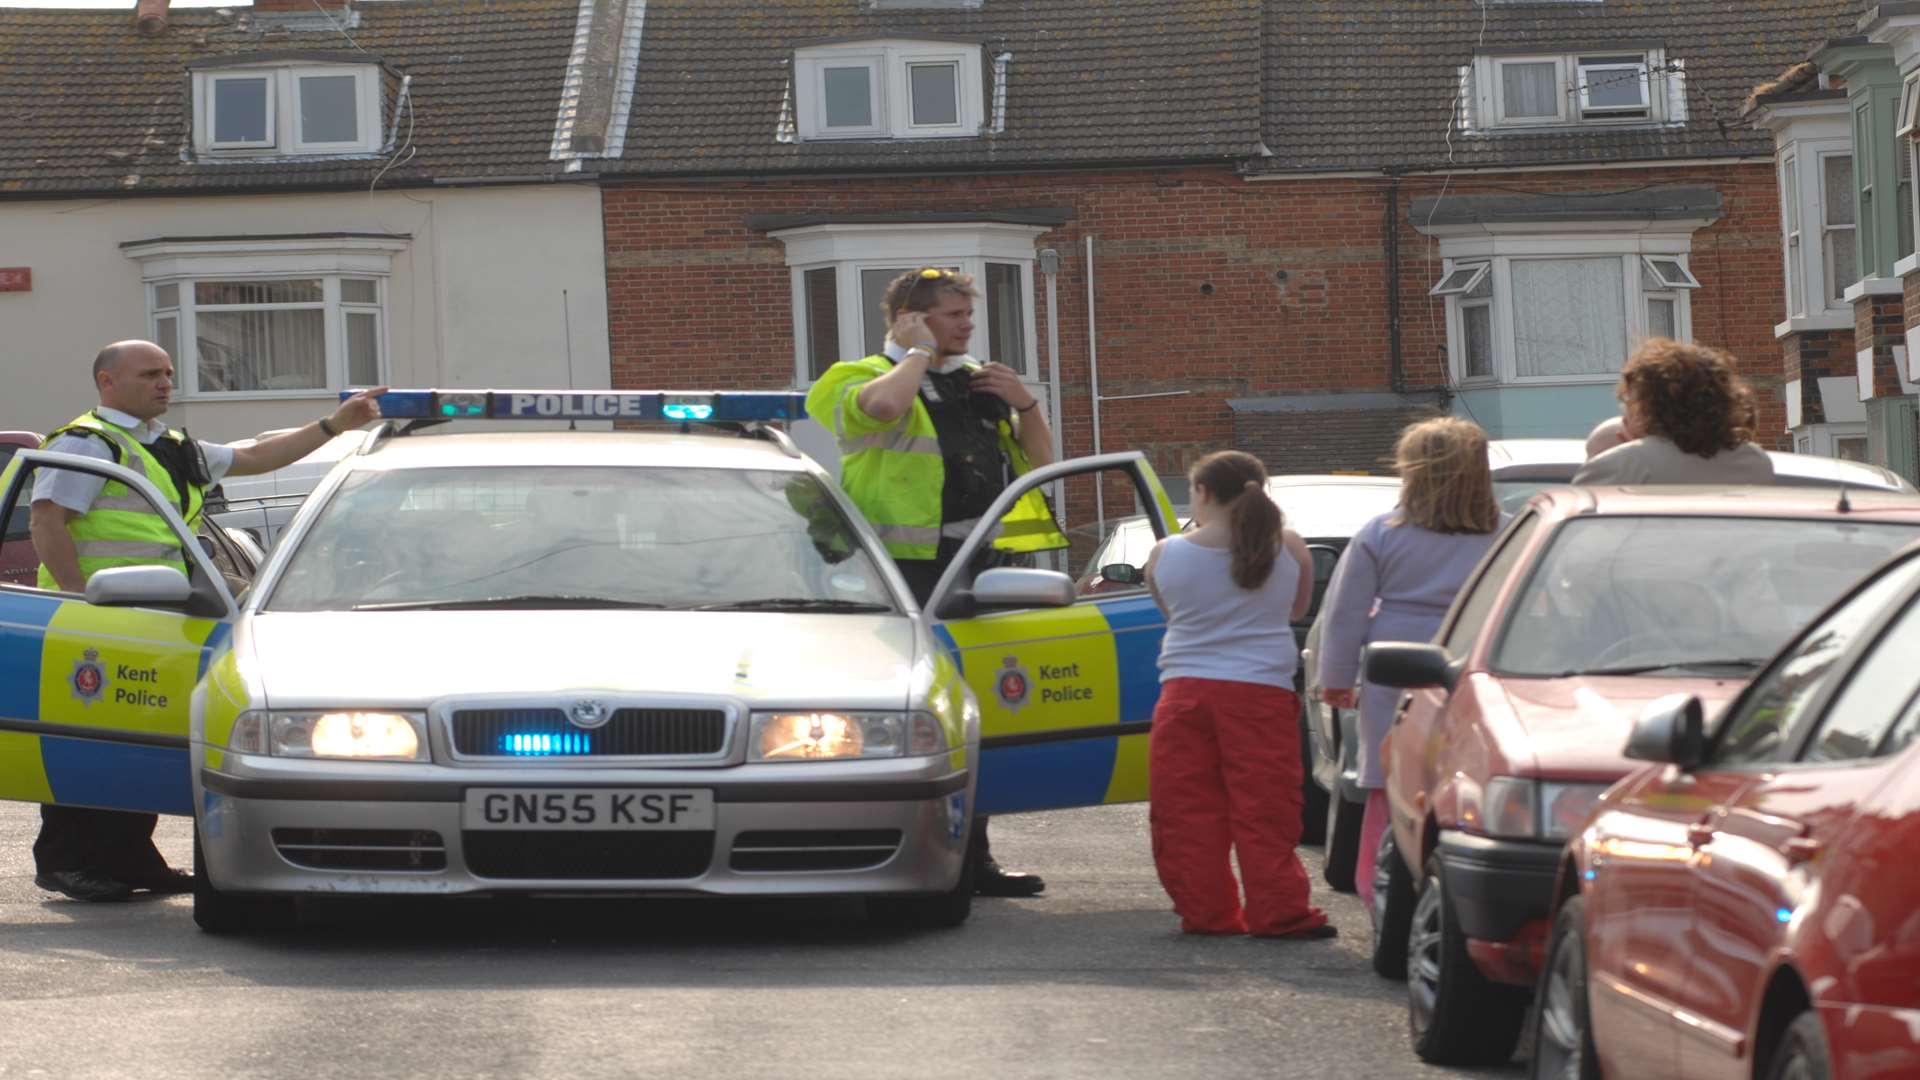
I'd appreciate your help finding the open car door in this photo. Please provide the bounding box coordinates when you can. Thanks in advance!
[0,448,239,816]
[930,451,1177,815]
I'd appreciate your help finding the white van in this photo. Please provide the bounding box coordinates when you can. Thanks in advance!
[205,428,368,549]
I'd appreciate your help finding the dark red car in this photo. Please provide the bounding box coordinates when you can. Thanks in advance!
[1364,486,1920,1066]
[1532,542,1920,1080]
[0,431,42,586]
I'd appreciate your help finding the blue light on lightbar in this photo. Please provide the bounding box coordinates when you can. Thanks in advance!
[501,732,592,756]
[662,402,715,421]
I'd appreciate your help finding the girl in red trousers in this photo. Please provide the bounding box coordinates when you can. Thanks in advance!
[1141,450,1333,939]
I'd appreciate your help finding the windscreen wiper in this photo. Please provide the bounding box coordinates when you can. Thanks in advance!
[1549,658,1770,678]
[687,598,894,612]
[351,595,672,611]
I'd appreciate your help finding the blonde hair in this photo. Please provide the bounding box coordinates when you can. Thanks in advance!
[1393,417,1499,534]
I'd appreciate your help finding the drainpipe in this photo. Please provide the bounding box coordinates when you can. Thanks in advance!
[1385,172,1404,395]
[1040,248,1065,509]
[134,0,171,35]
[1086,234,1105,530]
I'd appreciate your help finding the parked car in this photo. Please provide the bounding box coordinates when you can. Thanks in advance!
[1077,474,1402,842]
[1305,441,1920,896]
[0,431,43,586]
[205,428,366,549]
[1362,484,1920,1066]
[1534,542,1920,1080]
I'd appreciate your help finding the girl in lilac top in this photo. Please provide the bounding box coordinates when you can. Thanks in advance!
[1316,418,1506,912]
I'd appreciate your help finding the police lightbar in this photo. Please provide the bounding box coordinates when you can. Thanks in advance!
[345,389,808,423]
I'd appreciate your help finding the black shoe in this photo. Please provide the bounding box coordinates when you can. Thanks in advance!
[34,869,134,902]
[125,868,194,895]
[1255,923,1339,941]
[974,858,1045,897]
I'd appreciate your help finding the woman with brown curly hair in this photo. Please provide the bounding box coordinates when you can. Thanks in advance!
[1574,339,1774,484]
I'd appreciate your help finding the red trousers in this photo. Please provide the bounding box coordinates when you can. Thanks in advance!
[1149,677,1328,936]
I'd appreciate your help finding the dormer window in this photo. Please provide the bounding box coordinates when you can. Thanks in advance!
[795,40,984,140]
[192,61,383,156]
[1471,48,1681,131]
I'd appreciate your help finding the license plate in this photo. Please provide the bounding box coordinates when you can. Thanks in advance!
[462,788,714,831]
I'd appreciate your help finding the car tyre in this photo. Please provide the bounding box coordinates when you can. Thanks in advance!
[867,827,976,930]
[1369,828,1415,979]
[1763,1011,1832,1080]
[1529,896,1599,1080]
[1322,789,1363,894]
[1407,853,1527,1066]
[192,829,294,935]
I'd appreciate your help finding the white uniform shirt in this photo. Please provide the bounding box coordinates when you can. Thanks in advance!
[30,405,235,513]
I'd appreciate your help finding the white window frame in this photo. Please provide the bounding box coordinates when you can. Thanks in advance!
[122,236,406,401]
[1576,54,1651,117]
[205,72,276,149]
[794,40,985,141]
[192,63,382,157]
[1433,236,1700,388]
[1475,48,1668,129]
[770,222,1047,388]
[1775,134,1856,327]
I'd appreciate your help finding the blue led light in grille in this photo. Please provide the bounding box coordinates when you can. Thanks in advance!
[501,732,592,756]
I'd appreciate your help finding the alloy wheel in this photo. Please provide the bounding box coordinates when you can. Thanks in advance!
[1407,878,1444,1033]
[1370,834,1395,931]
[1534,935,1586,1080]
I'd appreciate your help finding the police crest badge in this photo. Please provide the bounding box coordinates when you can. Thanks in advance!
[995,655,1030,712]
[70,647,109,706]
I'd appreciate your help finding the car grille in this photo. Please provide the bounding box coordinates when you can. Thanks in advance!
[462,831,715,880]
[729,829,903,872]
[451,708,727,758]
[272,828,447,872]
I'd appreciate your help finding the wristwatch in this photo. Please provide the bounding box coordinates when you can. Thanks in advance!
[317,415,339,437]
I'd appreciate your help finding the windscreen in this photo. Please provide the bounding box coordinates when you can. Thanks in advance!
[265,466,896,612]
[1492,515,1920,678]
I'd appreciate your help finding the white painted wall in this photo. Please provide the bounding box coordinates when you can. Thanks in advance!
[0,184,610,443]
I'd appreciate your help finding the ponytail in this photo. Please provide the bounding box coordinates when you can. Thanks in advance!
[1189,451,1281,590]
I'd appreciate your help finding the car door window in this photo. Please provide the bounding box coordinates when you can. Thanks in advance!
[1441,512,1538,656]
[1803,585,1920,763]
[1710,559,1920,767]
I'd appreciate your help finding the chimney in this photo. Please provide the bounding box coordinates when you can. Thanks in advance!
[133,0,170,36]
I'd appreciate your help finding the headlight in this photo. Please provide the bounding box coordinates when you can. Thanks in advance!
[1538,782,1610,841]
[229,710,428,761]
[1469,777,1609,841]
[750,711,944,761]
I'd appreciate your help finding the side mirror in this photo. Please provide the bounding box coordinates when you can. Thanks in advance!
[1100,563,1144,587]
[1624,693,1706,769]
[1364,642,1460,692]
[84,565,192,607]
[973,567,1076,610]
[1305,543,1342,617]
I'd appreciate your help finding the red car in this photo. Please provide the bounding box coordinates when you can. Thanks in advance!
[1363,486,1920,1066]
[0,431,42,586]
[1532,543,1920,1080]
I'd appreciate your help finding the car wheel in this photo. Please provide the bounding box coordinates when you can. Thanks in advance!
[1369,828,1415,979]
[1529,896,1599,1080]
[1322,789,1362,894]
[1764,1012,1832,1080]
[1407,854,1528,1066]
[867,828,976,930]
[192,829,294,935]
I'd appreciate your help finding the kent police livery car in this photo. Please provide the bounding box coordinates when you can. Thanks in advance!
[0,390,1178,932]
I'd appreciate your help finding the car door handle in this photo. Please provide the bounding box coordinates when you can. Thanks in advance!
[1779,836,1822,864]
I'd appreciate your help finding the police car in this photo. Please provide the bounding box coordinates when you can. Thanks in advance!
[0,390,1177,932]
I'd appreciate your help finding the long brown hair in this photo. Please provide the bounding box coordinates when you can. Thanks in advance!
[1394,417,1500,534]
[1190,450,1282,589]
[1618,338,1756,457]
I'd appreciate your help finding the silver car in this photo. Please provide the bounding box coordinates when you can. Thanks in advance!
[0,399,1179,934]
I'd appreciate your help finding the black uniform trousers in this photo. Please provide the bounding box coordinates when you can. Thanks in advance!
[34,805,172,880]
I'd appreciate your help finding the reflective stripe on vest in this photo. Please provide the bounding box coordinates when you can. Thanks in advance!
[34,412,198,589]
[806,355,1067,560]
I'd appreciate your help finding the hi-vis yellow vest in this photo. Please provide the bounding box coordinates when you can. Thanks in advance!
[30,412,202,589]
[806,355,1067,560]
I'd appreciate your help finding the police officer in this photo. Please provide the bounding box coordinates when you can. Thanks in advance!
[25,340,384,902]
[806,268,1060,898]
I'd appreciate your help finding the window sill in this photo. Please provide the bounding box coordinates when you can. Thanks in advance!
[1896,253,1920,279]
[1453,377,1619,390]
[1775,313,1856,338]
[1842,276,1903,302]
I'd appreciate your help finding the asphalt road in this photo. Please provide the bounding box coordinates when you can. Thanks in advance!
[0,801,1504,1080]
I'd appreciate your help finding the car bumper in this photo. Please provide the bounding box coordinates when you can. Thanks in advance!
[194,750,973,898]
[1437,829,1560,942]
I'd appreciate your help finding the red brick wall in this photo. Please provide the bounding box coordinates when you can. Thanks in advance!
[1853,290,1906,400]
[1782,328,1859,427]
[601,161,1787,482]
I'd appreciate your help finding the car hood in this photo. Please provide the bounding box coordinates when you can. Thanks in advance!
[239,611,919,709]
[1500,675,1745,779]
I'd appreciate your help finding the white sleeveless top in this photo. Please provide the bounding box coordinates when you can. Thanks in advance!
[1153,535,1300,689]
